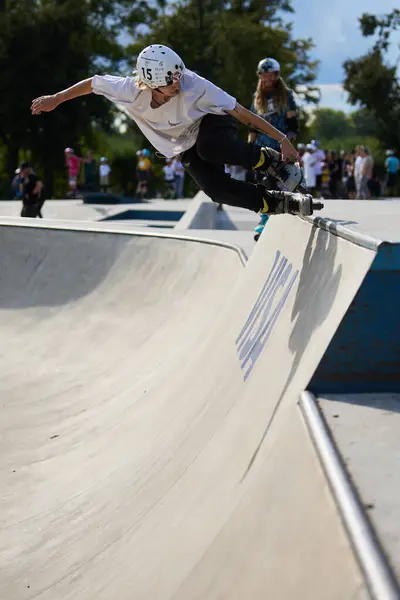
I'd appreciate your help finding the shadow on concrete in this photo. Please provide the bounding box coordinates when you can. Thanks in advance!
[0,226,129,309]
[321,394,400,414]
[244,225,342,476]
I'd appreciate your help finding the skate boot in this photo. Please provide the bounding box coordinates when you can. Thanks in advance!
[254,213,269,242]
[261,190,324,217]
[256,147,303,192]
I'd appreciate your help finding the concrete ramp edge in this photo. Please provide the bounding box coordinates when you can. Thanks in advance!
[0,218,247,265]
[175,191,217,230]
[299,391,400,600]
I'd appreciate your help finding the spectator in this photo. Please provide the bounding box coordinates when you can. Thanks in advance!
[64,147,81,198]
[297,143,306,166]
[136,149,152,200]
[327,150,341,199]
[19,162,44,218]
[99,157,111,193]
[173,158,185,198]
[384,149,399,197]
[354,145,363,199]
[320,158,331,198]
[310,140,326,197]
[83,150,97,192]
[248,57,299,230]
[345,153,357,199]
[357,146,374,199]
[12,168,23,200]
[302,144,318,195]
[162,159,176,198]
[248,57,299,151]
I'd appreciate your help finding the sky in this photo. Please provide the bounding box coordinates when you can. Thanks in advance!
[286,0,400,113]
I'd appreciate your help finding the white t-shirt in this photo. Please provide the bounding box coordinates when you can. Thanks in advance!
[173,160,185,177]
[92,70,236,158]
[163,165,175,181]
[354,155,363,179]
[302,151,317,188]
[361,155,374,178]
[99,164,111,177]
[313,148,325,176]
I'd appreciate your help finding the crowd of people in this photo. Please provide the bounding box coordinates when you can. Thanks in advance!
[64,148,111,197]
[17,44,400,222]
[11,145,187,218]
[135,150,185,200]
[298,143,399,200]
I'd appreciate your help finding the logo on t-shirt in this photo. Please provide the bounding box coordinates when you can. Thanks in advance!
[168,120,182,127]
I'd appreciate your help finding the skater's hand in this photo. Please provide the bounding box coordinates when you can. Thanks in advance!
[280,137,299,162]
[31,95,59,115]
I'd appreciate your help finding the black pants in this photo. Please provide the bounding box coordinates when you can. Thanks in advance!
[181,114,267,213]
[21,200,44,218]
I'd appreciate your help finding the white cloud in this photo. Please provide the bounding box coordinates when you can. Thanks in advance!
[316,83,354,113]
[297,83,355,113]
[287,0,400,83]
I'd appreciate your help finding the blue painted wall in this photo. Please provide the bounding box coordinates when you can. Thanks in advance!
[310,247,400,393]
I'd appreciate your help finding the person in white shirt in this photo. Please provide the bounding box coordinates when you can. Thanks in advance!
[357,146,374,199]
[99,157,111,193]
[353,145,363,198]
[310,140,325,195]
[302,144,318,195]
[173,158,185,198]
[30,44,316,218]
[163,160,176,198]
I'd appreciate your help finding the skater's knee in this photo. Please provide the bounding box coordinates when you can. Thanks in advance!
[197,135,221,164]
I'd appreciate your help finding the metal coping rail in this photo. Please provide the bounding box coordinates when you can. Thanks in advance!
[299,391,400,600]
[303,214,382,252]
[0,217,248,267]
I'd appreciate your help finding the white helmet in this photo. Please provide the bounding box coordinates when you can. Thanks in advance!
[100,156,107,163]
[136,45,185,89]
[257,57,280,74]
[386,149,394,156]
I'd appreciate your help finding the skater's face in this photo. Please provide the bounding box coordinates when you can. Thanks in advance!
[156,81,181,98]
[259,71,278,89]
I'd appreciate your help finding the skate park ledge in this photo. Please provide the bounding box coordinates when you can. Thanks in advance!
[1,197,400,599]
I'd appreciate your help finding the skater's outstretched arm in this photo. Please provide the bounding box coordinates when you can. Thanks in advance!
[226,102,298,161]
[31,78,94,115]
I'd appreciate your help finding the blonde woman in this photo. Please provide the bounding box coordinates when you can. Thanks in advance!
[249,58,299,237]
[31,45,319,218]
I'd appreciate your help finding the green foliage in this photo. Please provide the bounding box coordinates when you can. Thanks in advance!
[0,0,163,197]
[309,108,355,142]
[342,10,400,150]
[0,0,319,198]
[127,0,318,107]
[303,108,387,170]
[350,108,378,137]
[359,9,400,52]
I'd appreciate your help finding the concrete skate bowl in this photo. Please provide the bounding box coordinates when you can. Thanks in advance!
[0,217,397,599]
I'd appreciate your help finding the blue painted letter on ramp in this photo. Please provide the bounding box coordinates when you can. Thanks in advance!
[236,251,298,381]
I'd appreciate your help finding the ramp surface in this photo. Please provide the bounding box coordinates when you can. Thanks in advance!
[0,218,375,599]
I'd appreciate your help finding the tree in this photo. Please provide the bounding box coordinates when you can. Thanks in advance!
[0,0,165,197]
[343,9,400,149]
[309,108,355,143]
[350,108,378,138]
[126,0,318,108]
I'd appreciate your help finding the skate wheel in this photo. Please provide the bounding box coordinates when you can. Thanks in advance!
[254,234,260,242]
